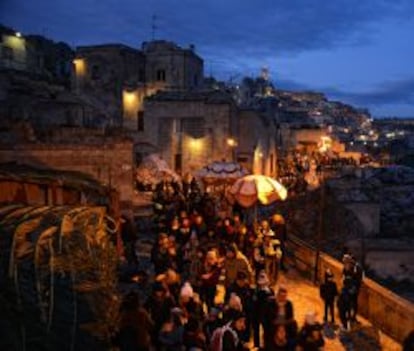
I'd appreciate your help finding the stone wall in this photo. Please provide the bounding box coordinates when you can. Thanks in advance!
[144,41,203,90]
[238,109,278,176]
[143,96,237,175]
[0,141,134,204]
[287,234,414,344]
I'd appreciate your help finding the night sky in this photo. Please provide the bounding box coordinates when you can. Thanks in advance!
[1,0,413,117]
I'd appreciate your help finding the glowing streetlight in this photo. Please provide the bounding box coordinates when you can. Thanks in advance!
[15,32,22,38]
[227,138,237,147]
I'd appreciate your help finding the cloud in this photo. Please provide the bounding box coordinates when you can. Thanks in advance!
[1,0,413,116]
[325,78,414,106]
[2,0,414,53]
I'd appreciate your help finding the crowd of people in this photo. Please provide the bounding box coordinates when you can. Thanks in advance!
[116,181,344,351]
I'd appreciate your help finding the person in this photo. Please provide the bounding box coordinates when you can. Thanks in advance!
[266,323,296,351]
[264,287,297,348]
[144,281,176,346]
[158,307,185,351]
[218,311,249,351]
[252,271,274,350]
[200,249,222,310]
[337,279,353,331]
[151,233,176,275]
[117,292,154,351]
[350,257,364,322]
[270,214,288,271]
[225,272,253,336]
[297,312,324,351]
[183,317,207,351]
[262,232,282,284]
[319,269,338,324]
[223,293,243,324]
[403,330,414,351]
[224,244,253,288]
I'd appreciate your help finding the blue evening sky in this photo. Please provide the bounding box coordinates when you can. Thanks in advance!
[1,0,413,117]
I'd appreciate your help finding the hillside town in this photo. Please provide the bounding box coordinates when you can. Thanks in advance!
[0,23,413,351]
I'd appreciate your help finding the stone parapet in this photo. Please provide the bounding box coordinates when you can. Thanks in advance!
[287,234,414,343]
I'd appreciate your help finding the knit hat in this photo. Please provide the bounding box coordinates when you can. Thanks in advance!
[180,282,194,299]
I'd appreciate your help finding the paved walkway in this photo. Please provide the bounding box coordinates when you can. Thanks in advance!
[134,236,401,351]
[276,269,401,351]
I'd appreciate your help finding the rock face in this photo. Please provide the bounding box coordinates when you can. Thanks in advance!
[278,166,414,301]
[328,166,414,239]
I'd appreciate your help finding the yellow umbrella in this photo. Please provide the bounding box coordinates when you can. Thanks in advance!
[227,174,288,208]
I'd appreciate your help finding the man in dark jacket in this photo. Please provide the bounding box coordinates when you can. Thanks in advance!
[251,271,274,349]
[264,287,297,349]
[319,269,338,324]
[117,292,154,351]
[225,271,254,343]
[337,280,353,331]
[221,311,249,351]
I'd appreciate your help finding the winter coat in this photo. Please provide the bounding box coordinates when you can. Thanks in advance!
[319,280,338,303]
[118,307,154,351]
[297,323,324,351]
[224,252,253,286]
[159,325,184,351]
[201,263,222,287]
[225,283,254,316]
[252,287,274,322]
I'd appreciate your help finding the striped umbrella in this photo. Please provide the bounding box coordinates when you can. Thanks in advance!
[227,174,288,208]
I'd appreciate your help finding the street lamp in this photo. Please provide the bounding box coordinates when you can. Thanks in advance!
[227,138,237,147]
[227,138,237,161]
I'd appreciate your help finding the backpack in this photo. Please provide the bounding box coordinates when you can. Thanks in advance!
[209,323,238,351]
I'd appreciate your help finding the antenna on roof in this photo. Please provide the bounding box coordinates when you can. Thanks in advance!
[151,14,158,40]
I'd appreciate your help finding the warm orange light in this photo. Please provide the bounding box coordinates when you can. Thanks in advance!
[227,138,237,147]
[73,58,86,76]
[189,138,203,151]
[123,91,137,106]
[318,136,332,153]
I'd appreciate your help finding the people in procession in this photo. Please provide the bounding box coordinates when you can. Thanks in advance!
[118,176,371,351]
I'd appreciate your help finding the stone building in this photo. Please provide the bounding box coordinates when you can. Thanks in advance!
[72,44,145,128]
[72,40,204,131]
[238,109,278,176]
[279,123,327,154]
[143,40,203,91]
[139,90,237,175]
[0,24,73,82]
[0,139,134,206]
